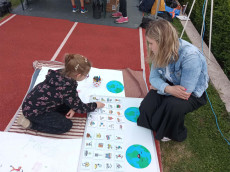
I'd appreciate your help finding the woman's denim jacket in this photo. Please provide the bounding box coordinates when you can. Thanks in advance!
[149,39,209,98]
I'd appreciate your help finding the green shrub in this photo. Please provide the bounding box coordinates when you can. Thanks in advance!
[178,0,230,79]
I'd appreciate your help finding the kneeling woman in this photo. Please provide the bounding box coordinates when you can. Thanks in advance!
[137,20,209,142]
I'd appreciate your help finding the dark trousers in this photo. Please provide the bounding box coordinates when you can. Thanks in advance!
[26,104,73,134]
[119,0,127,17]
[137,90,207,142]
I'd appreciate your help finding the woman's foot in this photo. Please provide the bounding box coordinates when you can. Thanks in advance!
[112,12,122,18]
[17,114,31,129]
[161,137,171,142]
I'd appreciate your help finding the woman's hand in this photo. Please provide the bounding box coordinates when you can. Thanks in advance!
[96,102,105,109]
[165,85,191,100]
[66,109,75,119]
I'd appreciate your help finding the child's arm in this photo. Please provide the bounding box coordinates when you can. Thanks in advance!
[96,102,105,108]
[63,89,102,113]
[65,102,105,118]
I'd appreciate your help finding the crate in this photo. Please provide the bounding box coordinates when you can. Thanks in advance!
[106,0,119,12]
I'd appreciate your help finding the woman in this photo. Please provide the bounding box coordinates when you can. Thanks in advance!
[137,20,209,142]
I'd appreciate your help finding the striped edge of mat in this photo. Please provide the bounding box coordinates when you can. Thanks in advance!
[8,108,87,139]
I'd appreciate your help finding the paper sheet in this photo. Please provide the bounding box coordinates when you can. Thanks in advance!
[33,67,125,103]
[0,132,82,172]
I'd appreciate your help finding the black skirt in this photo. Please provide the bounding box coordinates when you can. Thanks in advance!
[137,90,207,142]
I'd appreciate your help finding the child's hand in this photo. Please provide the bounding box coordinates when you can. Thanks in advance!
[96,102,105,109]
[66,109,75,119]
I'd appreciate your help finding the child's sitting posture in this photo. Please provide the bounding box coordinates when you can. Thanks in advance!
[18,54,105,134]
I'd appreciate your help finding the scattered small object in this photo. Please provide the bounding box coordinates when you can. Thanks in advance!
[93,76,101,87]
[176,15,190,21]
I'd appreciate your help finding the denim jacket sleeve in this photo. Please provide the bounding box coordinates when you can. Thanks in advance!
[149,63,169,95]
[180,52,202,93]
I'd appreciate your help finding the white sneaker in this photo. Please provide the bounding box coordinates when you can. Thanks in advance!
[81,8,88,14]
[161,137,171,142]
[17,114,31,129]
[72,8,79,12]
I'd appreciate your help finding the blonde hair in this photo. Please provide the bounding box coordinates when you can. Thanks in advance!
[62,54,92,78]
[145,19,179,68]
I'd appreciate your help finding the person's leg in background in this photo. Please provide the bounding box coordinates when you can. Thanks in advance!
[119,0,127,17]
[80,0,88,13]
[71,0,78,12]
[112,0,128,23]
[71,0,88,13]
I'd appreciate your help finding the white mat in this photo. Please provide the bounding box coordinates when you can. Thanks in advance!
[34,67,125,103]
[0,131,82,172]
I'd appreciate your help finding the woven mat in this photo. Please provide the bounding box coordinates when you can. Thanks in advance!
[6,60,148,139]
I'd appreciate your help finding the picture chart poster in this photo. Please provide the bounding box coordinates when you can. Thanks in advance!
[78,95,160,172]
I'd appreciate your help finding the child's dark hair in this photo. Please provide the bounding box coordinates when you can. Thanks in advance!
[62,54,92,78]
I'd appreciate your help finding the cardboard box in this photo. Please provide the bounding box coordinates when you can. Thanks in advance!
[106,0,119,12]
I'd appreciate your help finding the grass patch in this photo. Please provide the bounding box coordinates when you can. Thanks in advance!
[161,84,230,172]
[160,18,230,172]
[10,0,21,7]
[172,18,190,41]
